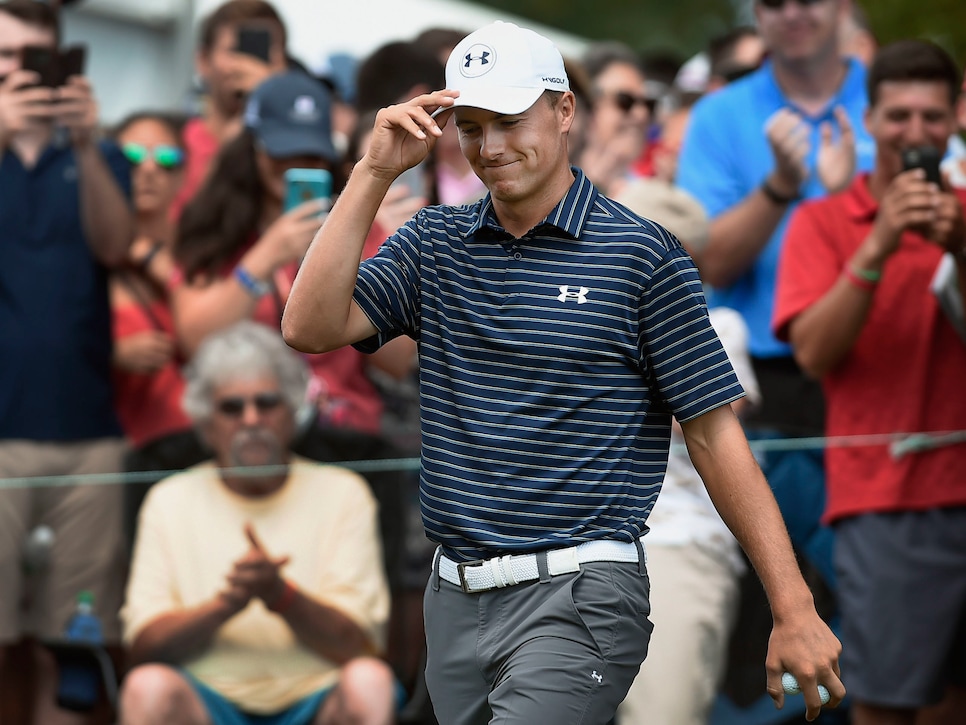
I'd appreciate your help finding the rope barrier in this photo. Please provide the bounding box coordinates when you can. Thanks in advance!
[1,429,964,490]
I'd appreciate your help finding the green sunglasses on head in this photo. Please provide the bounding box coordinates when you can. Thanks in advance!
[121,142,185,170]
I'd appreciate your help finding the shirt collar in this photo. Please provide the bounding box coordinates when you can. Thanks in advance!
[759,56,866,120]
[843,173,878,222]
[469,167,598,240]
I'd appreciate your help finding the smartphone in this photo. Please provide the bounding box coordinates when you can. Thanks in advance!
[901,146,943,186]
[235,26,272,63]
[59,45,87,81]
[20,44,86,87]
[21,45,61,87]
[283,168,333,214]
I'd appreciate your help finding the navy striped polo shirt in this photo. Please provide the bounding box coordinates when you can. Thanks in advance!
[354,169,744,561]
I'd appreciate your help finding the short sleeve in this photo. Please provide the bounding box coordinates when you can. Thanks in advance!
[352,214,424,353]
[120,485,180,645]
[309,472,390,647]
[641,247,745,421]
[709,307,760,408]
[773,201,844,342]
[676,96,746,219]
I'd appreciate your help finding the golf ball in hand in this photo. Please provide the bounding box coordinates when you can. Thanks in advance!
[782,672,830,705]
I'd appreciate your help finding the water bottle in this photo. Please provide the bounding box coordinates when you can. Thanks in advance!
[56,590,103,711]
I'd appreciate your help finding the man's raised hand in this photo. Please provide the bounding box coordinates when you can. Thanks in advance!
[361,89,458,184]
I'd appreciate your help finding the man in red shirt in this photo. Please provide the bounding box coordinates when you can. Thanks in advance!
[774,40,966,725]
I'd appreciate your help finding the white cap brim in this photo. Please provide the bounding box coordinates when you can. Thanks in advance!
[449,86,545,116]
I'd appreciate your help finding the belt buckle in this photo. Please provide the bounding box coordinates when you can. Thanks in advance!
[456,559,485,593]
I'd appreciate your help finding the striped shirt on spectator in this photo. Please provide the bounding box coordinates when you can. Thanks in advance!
[354,169,744,561]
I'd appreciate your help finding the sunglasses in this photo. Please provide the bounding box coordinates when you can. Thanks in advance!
[758,0,825,9]
[607,91,656,115]
[121,142,185,170]
[214,392,284,418]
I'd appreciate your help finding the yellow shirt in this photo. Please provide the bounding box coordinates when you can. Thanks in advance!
[121,459,390,713]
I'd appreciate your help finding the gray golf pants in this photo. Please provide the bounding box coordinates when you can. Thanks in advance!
[424,552,653,725]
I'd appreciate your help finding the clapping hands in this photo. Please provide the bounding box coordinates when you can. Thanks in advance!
[816,107,856,194]
[218,523,290,614]
[765,105,856,198]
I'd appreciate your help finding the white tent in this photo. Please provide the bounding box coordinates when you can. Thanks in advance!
[195,0,589,67]
[63,0,588,123]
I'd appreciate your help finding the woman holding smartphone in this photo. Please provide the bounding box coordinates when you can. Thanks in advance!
[172,70,408,436]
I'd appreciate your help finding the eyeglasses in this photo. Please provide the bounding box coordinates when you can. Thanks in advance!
[121,143,185,170]
[758,0,825,9]
[606,91,656,115]
[214,392,284,418]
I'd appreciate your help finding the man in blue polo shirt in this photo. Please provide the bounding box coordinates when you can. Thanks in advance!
[284,21,842,725]
[677,0,875,595]
[0,2,133,721]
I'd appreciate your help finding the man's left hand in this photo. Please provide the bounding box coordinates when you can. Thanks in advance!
[764,605,846,722]
[816,106,856,194]
[53,76,98,147]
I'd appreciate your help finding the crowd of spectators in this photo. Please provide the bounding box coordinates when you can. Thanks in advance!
[1,0,964,723]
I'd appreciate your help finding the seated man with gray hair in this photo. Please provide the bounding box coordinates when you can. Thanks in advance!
[118,321,396,725]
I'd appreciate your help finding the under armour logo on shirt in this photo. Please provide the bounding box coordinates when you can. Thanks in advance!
[591,671,603,683]
[558,285,589,304]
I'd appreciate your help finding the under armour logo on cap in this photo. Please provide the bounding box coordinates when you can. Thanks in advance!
[462,45,495,77]
[444,21,570,115]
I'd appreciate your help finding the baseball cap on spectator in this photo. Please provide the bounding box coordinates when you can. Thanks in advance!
[244,70,337,161]
[444,21,570,115]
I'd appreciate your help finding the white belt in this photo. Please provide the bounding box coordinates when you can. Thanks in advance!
[436,538,646,593]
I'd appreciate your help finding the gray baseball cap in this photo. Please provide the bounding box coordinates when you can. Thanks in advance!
[244,71,338,161]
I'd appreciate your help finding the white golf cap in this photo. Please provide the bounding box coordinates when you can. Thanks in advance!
[444,21,570,115]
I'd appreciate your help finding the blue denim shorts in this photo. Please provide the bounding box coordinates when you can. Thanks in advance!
[186,674,330,725]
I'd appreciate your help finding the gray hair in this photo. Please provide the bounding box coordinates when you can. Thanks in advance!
[182,321,310,422]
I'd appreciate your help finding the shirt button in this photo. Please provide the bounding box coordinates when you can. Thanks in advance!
[513,252,523,260]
